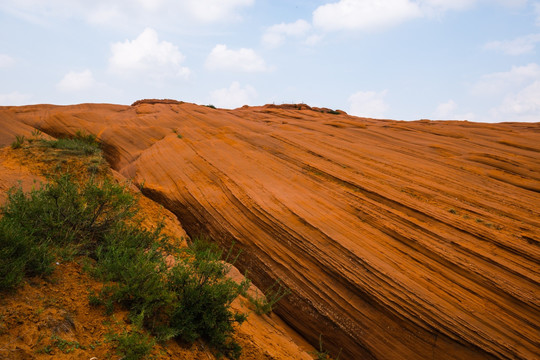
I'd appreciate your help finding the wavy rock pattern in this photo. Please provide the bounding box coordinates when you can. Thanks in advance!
[1,103,539,359]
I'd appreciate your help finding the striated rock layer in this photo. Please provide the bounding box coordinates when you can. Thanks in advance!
[1,103,539,359]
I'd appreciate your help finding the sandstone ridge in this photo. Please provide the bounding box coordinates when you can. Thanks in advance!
[1,102,539,360]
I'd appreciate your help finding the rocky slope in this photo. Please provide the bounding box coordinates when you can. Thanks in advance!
[0,144,314,360]
[0,102,539,359]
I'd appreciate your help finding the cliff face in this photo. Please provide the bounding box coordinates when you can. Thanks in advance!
[1,103,539,360]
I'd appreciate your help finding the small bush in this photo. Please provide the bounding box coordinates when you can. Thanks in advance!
[0,172,135,291]
[31,129,42,138]
[248,280,290,315]
[93,223,174,326]
[168,240,249,358]
[108,330,156,360]
[92,232,248,358]
[11,135,25,149]
[1,174,135,252]
[0,219,54,291]
[205,104,216,109]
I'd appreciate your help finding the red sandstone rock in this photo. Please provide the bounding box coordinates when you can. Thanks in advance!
[0,103,538,360]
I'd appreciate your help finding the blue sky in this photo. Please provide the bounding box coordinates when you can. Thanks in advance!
[1,0,539,122]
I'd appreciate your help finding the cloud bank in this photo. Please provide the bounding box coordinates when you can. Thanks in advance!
[209,81,257,109]
[109,28,190,80]
[348,90,389,118]
[57,69,96,92]
[206,45,268,72]
[484,34,540,55]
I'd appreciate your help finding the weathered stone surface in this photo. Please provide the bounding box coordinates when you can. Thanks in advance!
[1,103,539,359]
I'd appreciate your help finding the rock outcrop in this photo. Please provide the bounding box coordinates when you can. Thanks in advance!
[1,102,539,359]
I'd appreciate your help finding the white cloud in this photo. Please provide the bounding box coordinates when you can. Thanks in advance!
[484,34,540,55]
[419,0,526,13]
[433,99,475,120]
[184,0,254,22]
[262,19,312,47]
[535,2,540,26]
[86,4,123,25]
[0,54,15,68]
[0,0,253,28]
[57,69,96,91]
[305,34,323,45]
[492,80,540,122]
[137,0,164,11]
[311,0,528,32]
[209,82,257,109]
[434,99,457,117]
[0,91,31,106]
[313,0,422,31]
[419,0,477,12]
[109,28,190,80]
[205,44,268,72]
[348,90,389,118]
[471,63,540,96]
[470,63,540,122]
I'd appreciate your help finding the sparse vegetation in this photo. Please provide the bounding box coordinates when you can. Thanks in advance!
[205,104,216,109]
[50,334,86,353]
[0,173,135,259]
[39,130,101,156]
[2,132,254,358]
[247,280,290,315]
[0,215,54,291]
[167,240,250,358]
[93,235,250,358]
[108,329,156,360]
[11,135,26,149]
[310,334,342,360]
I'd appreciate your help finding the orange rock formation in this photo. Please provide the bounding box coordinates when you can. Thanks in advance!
[0,102,538,360]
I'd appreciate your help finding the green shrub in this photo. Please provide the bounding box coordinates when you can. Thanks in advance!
[1,174,135,251]
[92,231,249,358]
[0,172,135,290]
[168,239,249,359]
[93,223,174,327]
[0,219,54,291]
[40,130,101,156]
[108,330,156,360]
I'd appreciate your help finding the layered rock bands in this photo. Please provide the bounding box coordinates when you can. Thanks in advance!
[1,103,538,359]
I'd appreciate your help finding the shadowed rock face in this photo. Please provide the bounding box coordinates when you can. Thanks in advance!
[1,103,539,360]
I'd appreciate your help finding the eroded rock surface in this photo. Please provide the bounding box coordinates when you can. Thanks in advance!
[1,103,539,359]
